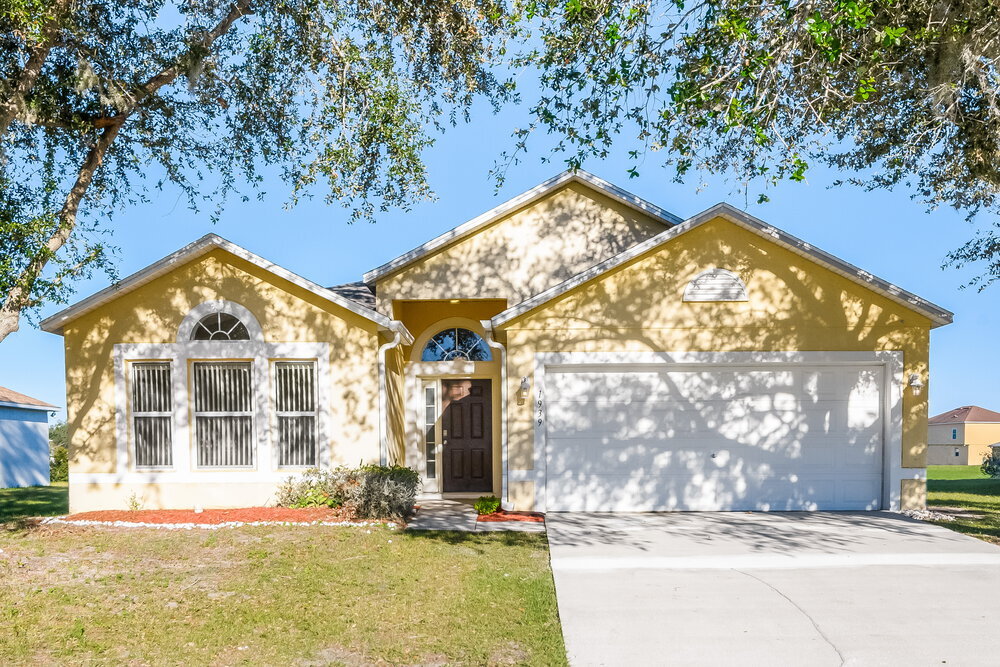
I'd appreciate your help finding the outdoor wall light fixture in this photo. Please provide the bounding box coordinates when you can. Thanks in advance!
[517,377,531,405]
[908,373,924,395]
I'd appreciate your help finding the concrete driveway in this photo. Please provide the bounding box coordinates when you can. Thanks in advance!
[546,512,1000,666]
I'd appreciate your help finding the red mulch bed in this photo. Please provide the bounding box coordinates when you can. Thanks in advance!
[476,510,545,523]
[63,506,355,525]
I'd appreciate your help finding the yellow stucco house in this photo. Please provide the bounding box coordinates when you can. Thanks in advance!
[927,406,1000,465]
[42,171,953,513]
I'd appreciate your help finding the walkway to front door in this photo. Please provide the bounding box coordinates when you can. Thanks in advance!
[441,379,492,493]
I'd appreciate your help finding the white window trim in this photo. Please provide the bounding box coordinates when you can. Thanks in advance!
[129,361,174,471]
[176,300,264,343]
[271,360,321,469]
[520,351,910,512]
[192,360,257,470]
[108,340,330,483]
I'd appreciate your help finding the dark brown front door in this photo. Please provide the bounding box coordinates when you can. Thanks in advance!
[441,379,492,493]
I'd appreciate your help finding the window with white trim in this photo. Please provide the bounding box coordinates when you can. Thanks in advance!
[274,361,318,467]
[131,362,173,468]
[193,361,255,467]
[423,382,437,479]
[421,328,492,361]
[191,312,250,341]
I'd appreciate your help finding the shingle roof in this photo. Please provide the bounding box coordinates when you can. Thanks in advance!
[327,281,376,310]
[0,385,57,409]
[929,406,1000,424]
[492,202,954,329]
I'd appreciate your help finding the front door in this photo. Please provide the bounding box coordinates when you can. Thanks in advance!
[441,379,493,493]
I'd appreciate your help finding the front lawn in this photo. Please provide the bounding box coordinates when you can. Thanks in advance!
[927,465,1000,544]
[0,483,68,523]
[0,524,565,665]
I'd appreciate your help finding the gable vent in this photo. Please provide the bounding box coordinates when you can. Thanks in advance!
[684,268,748,302]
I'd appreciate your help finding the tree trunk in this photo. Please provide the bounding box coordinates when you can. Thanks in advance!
[0,1,255,345]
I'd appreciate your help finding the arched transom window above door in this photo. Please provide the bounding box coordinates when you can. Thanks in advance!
[421,328,493,361]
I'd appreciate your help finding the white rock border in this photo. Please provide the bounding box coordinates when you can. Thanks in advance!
[40,517,399,531]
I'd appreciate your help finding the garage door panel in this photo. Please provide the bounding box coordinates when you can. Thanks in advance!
[544,365,884,512]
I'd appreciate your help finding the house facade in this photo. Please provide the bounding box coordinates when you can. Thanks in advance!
[42,171,952,513]
[0,386,56,488]
[927,406,1000,465]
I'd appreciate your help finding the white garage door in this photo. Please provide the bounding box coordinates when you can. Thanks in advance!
[544,365,884,511]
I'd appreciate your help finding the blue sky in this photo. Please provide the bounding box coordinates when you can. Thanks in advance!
[2,103,997,421]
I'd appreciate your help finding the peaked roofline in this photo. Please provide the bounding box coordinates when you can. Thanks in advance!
[40,234,412,343]
[929,405,1000,424]
[361,169,683,286]
[492,202,954,329]
[0,385,58,411]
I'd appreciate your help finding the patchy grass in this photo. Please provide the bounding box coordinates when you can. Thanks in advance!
[0,525,565,665]
[927,465,1000,544]
[0,483,68,523]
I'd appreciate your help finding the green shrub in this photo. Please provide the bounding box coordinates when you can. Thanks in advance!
[49,445,68,483]
[474,495,501,515]
[275,468,348,508]
[982,449,1000,478]
[276,465,420,519]
[351,464,421,519]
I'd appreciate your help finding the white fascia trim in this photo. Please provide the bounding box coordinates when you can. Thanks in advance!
[492,203,953,329]
[40,234,395,334]
[361,170,682,285]
[0,400,57,411]
[529,351,908,512]
[387,319,415,346]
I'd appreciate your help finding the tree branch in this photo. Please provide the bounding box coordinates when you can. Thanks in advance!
[0,0,71,136]
[0,0,256,343]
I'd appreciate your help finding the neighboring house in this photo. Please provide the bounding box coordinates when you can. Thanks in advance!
[41,171,953,514]
[0,386,57,488]
[927,406,1000,465]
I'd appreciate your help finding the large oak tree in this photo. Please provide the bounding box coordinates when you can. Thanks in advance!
[508,0,1000,285]
[0,0,509,342]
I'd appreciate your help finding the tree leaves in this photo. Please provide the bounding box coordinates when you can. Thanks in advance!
[510,0,1000,286]
[0,0,511,337]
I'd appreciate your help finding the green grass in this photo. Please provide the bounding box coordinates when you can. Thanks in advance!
[927,465,1000,544]
[0,524,566,665]
[0,483,68,523]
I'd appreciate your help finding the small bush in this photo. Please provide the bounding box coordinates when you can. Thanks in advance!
[276,465,420,519]
[982,449,1000,478]
[50,445,68,483]
[474,495,501,515]
[275,468,348,508]
[351,464,421,519]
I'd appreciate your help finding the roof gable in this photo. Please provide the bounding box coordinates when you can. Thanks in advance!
[492,203,953,328]
[0,386,57,410]
[930,406,1000,424]
[362,170,681,286]
[41,235,410,342]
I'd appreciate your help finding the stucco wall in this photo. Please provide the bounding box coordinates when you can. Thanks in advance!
[499,217,933,511]
[0,406,50,488]
[374,182,668,314]
[61,248,382,511]
[929,423,965,445]
[927,444,992,466]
